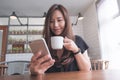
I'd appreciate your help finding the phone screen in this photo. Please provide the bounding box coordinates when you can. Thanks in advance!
[29,38,51,58]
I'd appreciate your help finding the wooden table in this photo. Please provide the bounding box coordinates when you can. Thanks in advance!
[0,70,120,80]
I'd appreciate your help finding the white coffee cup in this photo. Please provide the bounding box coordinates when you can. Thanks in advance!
[51,36,64,49]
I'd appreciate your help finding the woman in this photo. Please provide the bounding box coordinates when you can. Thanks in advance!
[30,4,91,75]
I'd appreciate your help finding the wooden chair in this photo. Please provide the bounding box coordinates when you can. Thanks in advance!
[90,59,109,70]
[0,64,8,76]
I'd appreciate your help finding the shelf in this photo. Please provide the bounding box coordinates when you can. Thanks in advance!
[7,18,44,54]
[7,51,32,54]
[8,33,42,36]
[7,27,43,54]
[7,42,27,45]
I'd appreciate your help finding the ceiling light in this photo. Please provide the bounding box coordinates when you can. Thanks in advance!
[78,13,84,20]
[10,12,17,19]
[72,12,84,26]
[43,12,46,17]
[10,11,23,25]
[42,12,46,20]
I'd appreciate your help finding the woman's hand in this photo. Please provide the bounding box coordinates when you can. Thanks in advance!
[64,37,91,71]
[30,51,55,75]
[63,37,79,53]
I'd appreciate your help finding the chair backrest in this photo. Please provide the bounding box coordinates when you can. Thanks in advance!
[0,64,8,76]
[90,59,109,70]
[0,60,30,76]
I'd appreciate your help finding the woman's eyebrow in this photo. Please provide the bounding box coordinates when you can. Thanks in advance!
[57,17,64,19]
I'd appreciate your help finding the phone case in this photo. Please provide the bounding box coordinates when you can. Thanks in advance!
[29,38,51,58]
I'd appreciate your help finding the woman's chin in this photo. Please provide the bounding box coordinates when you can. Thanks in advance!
[54,33,61,36]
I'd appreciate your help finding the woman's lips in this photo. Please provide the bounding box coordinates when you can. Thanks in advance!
[53,29,61,34]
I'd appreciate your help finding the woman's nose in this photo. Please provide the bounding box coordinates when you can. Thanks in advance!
[54,21,59,27]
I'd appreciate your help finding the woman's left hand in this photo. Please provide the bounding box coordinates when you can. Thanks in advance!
[63,37,79,53]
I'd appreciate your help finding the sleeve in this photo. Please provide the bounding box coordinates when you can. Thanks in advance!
[75,35,89,54]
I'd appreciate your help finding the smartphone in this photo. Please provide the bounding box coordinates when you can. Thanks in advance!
[29,38,51,58]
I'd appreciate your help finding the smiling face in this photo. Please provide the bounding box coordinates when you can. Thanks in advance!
[50,10,65,36]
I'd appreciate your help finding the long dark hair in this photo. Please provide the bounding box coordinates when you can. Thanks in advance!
[43,4,75,67]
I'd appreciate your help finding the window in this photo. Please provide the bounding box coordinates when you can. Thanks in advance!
[97,0,120,69]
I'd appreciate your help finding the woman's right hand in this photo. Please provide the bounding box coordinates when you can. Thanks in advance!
[29,51,55,75]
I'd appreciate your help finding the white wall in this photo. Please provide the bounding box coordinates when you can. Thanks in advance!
[71,16,84,37]
[71,2,102,59]
[82,2,102,59]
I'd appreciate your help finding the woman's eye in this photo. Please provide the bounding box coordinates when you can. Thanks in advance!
[58,19,63,22]
[50,20,54,23]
